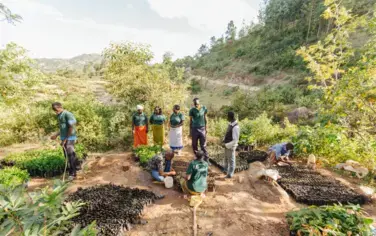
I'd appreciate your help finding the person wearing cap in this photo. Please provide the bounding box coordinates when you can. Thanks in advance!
[180,151,208,197]
[169,104,184,155]
[149,106,166,145]
[132,105,149,147]
[189,98,209,162]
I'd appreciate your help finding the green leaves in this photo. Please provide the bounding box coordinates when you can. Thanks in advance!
[133,145,163,164]
[287,204,373,235]
[0,167,29,187]
[0,181,96,236]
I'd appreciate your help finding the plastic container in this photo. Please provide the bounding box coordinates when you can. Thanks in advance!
[164,176,174,188]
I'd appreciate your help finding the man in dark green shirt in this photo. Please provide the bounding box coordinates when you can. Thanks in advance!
[50,102,78,181]
[185,151,208,193]
[189,98,209,163]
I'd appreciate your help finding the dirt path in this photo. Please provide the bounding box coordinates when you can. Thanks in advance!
[20,145,376,235]
[44,146,297,236]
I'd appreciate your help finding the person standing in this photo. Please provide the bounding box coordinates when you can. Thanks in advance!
[222,111,240,179]
[189,98,209,162]
[132,105,148,147]
[169,105,184,155]
[150,106,166,146]
[50,102,78,181]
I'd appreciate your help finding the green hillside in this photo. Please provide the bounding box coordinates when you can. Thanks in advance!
[177,0,374,81]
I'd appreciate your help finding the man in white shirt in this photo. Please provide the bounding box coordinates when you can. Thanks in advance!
[222,111,240,179]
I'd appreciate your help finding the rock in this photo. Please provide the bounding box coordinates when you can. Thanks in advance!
[238,176,244,183]
[359,186,375,196]
[287,107,314,124]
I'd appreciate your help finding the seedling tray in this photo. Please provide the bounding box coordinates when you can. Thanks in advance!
[209,153,249,173]
[275,166,366,205]
[67,184,163,236]
[238,150,268,163]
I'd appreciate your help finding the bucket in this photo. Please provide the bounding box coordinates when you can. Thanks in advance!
[164,176,173,188]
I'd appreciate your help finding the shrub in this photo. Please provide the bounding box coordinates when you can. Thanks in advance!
[0,167,30,187]
[2,144,86,177]
[189,79,202,94]
[287,204,373,235]
[133,145,163,164]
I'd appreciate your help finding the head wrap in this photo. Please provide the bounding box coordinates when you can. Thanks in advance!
[136,105,144,110]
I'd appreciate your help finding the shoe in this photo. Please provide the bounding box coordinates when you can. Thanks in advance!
[225,176,232,179]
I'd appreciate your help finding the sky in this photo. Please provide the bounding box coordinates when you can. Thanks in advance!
[0,0,262,61]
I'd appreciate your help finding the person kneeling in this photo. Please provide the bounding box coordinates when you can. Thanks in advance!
[181,151,208,198]
[148,151,176,182]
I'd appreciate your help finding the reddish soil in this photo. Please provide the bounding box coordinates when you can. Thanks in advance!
[21,146,376,235]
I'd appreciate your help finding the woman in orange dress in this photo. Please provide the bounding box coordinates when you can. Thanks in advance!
[132,105,149,147]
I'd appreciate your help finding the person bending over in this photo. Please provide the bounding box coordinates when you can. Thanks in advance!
[148,151,176,182]
[268,142,294,167]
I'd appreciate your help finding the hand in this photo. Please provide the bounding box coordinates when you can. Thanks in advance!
[50,134,58,140]
[146,128,149,133]
[169,170,176,175]
[61,139,67,146]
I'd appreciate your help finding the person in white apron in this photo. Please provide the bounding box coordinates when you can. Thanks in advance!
[169,105,185,155]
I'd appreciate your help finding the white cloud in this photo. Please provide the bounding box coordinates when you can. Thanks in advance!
[0,0,260,61]
[147,0,258,36]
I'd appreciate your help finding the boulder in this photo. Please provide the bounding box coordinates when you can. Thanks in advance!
[287,107,314,124]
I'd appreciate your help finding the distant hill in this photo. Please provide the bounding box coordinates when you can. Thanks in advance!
[35,54,103,72]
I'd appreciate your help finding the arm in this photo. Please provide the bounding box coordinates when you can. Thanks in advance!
[225,126,240,149]
[51,131,60,140]
[185,162,193,180]
[132,115,135,133]
[145,115,149,132]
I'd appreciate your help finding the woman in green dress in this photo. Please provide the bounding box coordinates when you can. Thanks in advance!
[150,106,166,145]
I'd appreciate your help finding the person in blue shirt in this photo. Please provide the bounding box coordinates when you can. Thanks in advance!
[268,142,294,167]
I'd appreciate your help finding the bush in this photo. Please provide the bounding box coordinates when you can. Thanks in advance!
[292,124,376,169]
[0,167,30,187]
[287,204,373,235]
[189,79,202,94]
[2,144,86,177]
[133,145,163,164]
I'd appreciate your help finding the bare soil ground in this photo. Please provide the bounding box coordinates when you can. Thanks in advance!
[7,144,376,236]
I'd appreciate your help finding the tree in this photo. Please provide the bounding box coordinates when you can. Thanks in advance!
[238,19,248,38]
[225,20,237,41]
[103,42,187,112]
[210,36,217,48]
[0,3,22,24]
[162,51,173,64]
[197,44,208,57]
[298,0,375,141]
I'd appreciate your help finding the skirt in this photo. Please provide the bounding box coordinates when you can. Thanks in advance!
[152,124,164,145]
[134,125,148,147]
[169,126,183,150]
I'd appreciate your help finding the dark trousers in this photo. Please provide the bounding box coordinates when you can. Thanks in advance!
[62,140,77,176]
[191,127,209,161]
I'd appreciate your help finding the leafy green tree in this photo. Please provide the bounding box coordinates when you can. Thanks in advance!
[210,36,217,48]
[0,43,44,104]
[103,42,187,112]
[225,20,237,41]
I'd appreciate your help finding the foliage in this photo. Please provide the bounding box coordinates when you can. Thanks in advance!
[181,0,373,78]
[292,123,376,168]
[188,79,202,94]
[133,145,163,164]
[0,167,30,187]
[0,43,44,105]
[287,204,373,235]
[0,180,97,235]
[2,145,86,177]
[0,3,22,24]
[298,1,376,139]
[103,42,188,113]
[209,113,297,147]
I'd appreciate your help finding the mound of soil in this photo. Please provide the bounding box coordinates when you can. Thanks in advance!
[275,166,366,205]
[67,184,163,236]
